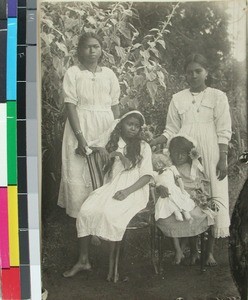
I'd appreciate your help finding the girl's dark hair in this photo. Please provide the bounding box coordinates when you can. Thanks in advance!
[104,112,144,175]
[77,32,103,64]
[169,136,194,157]
[184,53,212,86]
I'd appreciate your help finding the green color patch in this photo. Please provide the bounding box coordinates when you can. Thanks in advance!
[7,101,17,184]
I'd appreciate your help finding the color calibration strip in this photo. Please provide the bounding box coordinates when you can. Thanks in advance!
[0,0,41,299]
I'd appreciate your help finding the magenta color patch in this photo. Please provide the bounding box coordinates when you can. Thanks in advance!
[0,187,10,268]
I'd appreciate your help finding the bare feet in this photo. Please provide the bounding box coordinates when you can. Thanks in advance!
[205,253,217,266]
[91,236,101,246]
[173,251,185,265]
[63,262,92,278]
[189,252,200,265]
[106,272,119,283]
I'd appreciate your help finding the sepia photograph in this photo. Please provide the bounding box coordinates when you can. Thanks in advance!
[40,1,247,299]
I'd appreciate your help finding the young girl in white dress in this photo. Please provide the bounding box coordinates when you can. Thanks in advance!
[57,32,120,218]
[63,111,153,280]
[153,152,195,222]
[151,53,232,265]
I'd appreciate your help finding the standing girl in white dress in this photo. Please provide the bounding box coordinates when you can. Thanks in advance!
[57,33,120,218]
[151,53,232,265]
[63,111,153,279]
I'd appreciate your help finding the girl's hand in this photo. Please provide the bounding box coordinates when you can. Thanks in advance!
[156,185,170,198]
[97,147,109,165]
[76,141,88,156]
[113,189,130,201]
[216,157,227,180]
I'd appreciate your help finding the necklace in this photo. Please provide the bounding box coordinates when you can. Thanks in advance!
[190,89,206,113]
[82,64,98,81]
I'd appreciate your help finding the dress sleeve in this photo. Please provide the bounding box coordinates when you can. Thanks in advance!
[163,97,181,140]
[214,92,232,144]
[63,67,78,105]
[139,143,154,178]
[109,69,120,106]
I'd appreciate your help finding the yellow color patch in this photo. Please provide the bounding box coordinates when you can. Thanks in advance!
[8,186,19,266]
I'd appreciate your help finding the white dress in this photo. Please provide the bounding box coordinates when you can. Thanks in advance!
[155,166,195,221]
[57,65,120,218]
[163,87,232,238]
[76,139,153,241]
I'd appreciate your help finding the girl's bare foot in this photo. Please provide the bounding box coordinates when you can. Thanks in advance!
[205,253,217,266]
[173,251,185,265]
[189,252,200,265]
[63,262,92,278]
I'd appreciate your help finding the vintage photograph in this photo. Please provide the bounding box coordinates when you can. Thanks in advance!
[40,1,247,299]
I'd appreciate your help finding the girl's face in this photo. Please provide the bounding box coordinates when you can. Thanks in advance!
[186,62,208,92]
[121,116,141,140]
[170,150,188,166]
[79,38,102,64]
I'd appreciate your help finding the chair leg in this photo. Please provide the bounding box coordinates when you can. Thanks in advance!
[200,231,208,272]
[158,229,164,274]
[150,223,159,275]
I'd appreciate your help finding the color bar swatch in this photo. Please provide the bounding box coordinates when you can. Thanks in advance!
[0,0,41,299]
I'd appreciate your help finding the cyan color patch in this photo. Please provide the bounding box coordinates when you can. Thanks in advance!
[7,18,17,101]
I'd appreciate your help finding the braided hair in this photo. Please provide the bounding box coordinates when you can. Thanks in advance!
[104,113,145,175]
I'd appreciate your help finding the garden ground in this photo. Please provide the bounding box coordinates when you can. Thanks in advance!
[42,168,247,300]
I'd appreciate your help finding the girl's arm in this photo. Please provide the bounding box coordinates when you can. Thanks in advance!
[214,92,232,181]
[113,175,152,201]
[66,103,88,155]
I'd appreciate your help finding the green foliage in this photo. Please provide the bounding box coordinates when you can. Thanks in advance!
[41,1,246,184]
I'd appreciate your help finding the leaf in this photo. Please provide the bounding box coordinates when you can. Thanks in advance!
[132,43,142,49]
[140,50,150,61]
[112,35,120,46]
[148,41,156,48]
[149,28,160,32]
[149,48,159,58]
[41,33,54,46]
[56,42,68,55]
[41,18,54,28]
[118,22,131,40]
[103,51,115,64]
[157,39,166,49]
[52,56,61,70]
[157,71,166,89]
[133,75,144,88]
[123,9,133,17]
[120,95,130,105]
[115,46,126,60]
[147,81,158,104]
[87,16,96,25]
[146,71,156,81]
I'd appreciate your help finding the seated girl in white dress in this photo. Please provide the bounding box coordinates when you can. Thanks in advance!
[153,152,195,222]
[63,110,153,281]
[155,135,215,265]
